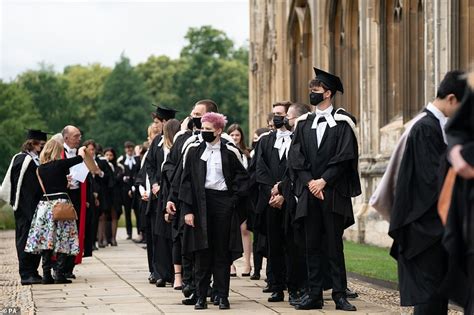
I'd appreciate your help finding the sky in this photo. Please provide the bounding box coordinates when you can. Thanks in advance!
[0,0,249,80]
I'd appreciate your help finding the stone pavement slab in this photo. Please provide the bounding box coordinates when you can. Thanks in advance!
[1,228,456,314]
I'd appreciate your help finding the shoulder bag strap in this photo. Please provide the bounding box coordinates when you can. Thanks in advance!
[36,168,50,201]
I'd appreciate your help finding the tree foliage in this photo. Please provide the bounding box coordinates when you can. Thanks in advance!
[0,26,248,179]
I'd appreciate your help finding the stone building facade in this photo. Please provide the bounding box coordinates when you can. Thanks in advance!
[249,0,474,247]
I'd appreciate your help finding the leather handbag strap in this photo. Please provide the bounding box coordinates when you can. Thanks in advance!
[36,168,50,201]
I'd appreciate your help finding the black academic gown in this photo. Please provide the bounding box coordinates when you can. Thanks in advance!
[389,109,449,307]
[179,140,250,262]
[288,109,361,297]
[84,173,99,257]
[443,90,474,313]
[9,152,42,279]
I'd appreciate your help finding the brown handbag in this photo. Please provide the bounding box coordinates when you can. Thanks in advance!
[438,167,456,226]
[36,169,78,221]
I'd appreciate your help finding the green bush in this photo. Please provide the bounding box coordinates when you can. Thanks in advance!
[0,203,15,230]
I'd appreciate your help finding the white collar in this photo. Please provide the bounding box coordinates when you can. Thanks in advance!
[125,154,134,160]
[312,105,337,128]
[64,143,76,153]
[201,141,221,162]
[276,129,292,138]
[426,102,448,125]
[205,141,221,150]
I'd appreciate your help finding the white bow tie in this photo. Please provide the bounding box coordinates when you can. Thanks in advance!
[201,144,220,162]
[274,131,292,159]
[312,111,337,129]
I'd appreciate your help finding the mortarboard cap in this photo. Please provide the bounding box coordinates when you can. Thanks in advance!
[313,67,344,94]
[152,104,178,121]
[27,129,48,141]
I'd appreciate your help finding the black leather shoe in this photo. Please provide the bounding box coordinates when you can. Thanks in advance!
[54,276,72,284]
[250,273,260,280]
[182,284,193,298]
[288,291,301,306]
[295,296,323,310]
[64,272,76,279]
[334,297,357,311]
[194,297,207,310]
[268,291,284,302]
[42,273,55,285]
[213,295,220,306]
[219,297,230,309]
[262,285,274,293]
[345,288,358,299]
[182,293,198,305]
[155,279,166,287]
[21,276,42,285]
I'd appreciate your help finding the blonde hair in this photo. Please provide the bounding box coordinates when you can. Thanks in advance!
[40,139,63,164]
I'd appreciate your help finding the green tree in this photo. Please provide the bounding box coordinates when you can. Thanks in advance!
[91,55,151,150]
[62,64,111,136]
[17,63,75,133]
[180,25,234,59]
[0,81,45,179]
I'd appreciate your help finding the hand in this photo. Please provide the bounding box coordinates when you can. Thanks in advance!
[152,184,160,195]
[141,192,149,202]
[450,145,474,179]
[86,202,90,208]
[66,175,72,188]
[164,213,171,223]
[128,190,133,198]
[269,194,284,209]
[271,182,280,196]
[308,179,327,198]
[78,146,86,158]
[166,201,176,215]
[184,214,195,227]
[95,198,100,207]
[123,176,130,183]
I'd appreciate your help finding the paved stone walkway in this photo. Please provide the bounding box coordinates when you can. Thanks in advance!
[0,228,457,315]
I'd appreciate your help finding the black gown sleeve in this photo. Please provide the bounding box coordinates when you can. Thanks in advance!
[145,136,160,186]
[287,122,313,192]
[58,155,84,169]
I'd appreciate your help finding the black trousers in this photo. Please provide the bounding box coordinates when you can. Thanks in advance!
[152,220,174,283]
[123,191,133,237]
[286,233,307,292]
[466,255,474,315]
[66,188,81,274]
[14,208,41,279]
[252,232,263,274]
[265,206,286,292]
[145,211,155,274]
[304,197,346,300]
[195,190,233,299]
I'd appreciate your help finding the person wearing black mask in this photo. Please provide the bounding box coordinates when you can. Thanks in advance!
[164,99,219,305]
[288,68,360,311]
[255,101,292,303]
[180,112,249,310]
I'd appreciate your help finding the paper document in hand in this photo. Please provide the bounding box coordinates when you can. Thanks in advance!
[70,162,89,183]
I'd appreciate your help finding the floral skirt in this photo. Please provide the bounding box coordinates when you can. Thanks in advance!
[24,197,79,255]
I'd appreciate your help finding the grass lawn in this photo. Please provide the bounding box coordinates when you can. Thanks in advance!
[344,240,398,283]
[0,203,15,230]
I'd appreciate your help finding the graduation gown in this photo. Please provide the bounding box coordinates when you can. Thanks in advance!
[1,152,42,279]
[388,109,448,306]
[443,89,474,312]
[179,140,250,262]
[288,109,361,236]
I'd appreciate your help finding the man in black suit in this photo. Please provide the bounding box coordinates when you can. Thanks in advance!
[117,141,141,239]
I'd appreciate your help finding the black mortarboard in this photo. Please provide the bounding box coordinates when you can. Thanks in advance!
[26,129,48,141]
[152,104,178,120]
[313,68,344,94]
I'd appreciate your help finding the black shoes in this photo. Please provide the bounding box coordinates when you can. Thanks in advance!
[295,295,323,310]
[42,272,54,285]
[335,296,357,311]
[268,291,284,302]
[262,285,274,293]
[194,297,207,310]
[65,273,76,279]
[219,297,230,309]
[230,273,237,277]
[20,276,42,285]
[288,291,301,306]
[182,284,194,298]
[155,279,166,287]
[182,293,198,305]
[54,275,72,284]
[148,273,157,284]
[250,273,260,280]
[126,235,132,240]
[241,268,251,277]
[345,288,358,299]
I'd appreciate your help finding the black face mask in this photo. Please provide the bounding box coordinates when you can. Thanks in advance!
[251,141,258,149]
[201,131,217,143]
[273,115,285,129]
[309,92,325,105]
[192,117,202,130]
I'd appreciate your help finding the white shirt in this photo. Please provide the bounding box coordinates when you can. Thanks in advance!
[201,141,228,191]
[64,143,79,189]
[274,130,292,159]
[124,154,136,170]
[426,102,448,144]
[311,105,336,147]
